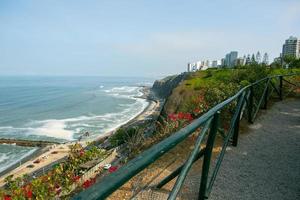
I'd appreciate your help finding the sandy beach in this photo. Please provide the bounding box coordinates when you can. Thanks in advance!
[0,86,162,187]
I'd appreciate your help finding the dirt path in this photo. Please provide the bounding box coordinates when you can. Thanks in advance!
[210,99,300,200]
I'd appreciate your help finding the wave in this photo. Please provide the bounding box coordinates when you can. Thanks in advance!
[0,88,148,141]
[103,86,138,93]
[0,85,148,142]
[0,146,38,172]
[103,86,144,100]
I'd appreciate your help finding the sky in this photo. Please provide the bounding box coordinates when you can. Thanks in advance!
[0,0,300,77]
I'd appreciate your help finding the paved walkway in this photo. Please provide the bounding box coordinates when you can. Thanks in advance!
[210,99,300,200]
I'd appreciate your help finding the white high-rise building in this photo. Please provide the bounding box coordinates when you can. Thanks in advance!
[187,63,192,72]
[212,60,218,67]
[211,60,222,68]
[282,36,300,58]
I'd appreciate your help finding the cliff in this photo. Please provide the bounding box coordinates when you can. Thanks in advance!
[151,73,187,99]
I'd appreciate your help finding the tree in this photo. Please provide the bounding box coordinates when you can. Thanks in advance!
[245,54,251,65]
[256,51,261,63]
[262,53,269,65]
[283,55,296,68]
[289,58,300,68]
[270,57,282,68]
[251,54,256,64]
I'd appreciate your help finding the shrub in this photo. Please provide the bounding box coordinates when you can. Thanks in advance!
[109,127,139,147]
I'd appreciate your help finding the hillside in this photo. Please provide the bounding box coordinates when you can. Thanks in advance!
[163,67,300,117]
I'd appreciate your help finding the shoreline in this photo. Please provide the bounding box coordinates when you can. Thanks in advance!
[0,86,162,183]
[87,86,161,144]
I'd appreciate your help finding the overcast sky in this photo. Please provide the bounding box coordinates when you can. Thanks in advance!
[0,0,300,77]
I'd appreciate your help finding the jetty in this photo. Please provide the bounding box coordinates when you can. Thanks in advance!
[0,138,60,147]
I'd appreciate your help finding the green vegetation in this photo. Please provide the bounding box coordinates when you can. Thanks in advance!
[109,127,140,147]
[164,64,300,115]
[283,55,300,68]
[1,143,108,199]
[112,64,300,161]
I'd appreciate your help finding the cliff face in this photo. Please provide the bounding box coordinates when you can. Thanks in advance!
[152,73,186,99]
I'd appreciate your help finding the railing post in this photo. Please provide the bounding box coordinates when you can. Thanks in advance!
[199,112,220,200]
[263,79,269,109]
[248,86,253,123]
[279,76,283,100]
[232,112,241,147]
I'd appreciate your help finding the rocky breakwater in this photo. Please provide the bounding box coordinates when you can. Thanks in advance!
[0,138,60,147]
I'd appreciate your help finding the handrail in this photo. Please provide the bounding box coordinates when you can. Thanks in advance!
[168,116,213,199]
[73,73,299,200]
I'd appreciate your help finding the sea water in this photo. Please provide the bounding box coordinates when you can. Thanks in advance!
[0,76,154,172]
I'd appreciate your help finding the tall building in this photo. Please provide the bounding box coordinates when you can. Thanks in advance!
[229,51,238,66]
[225,53,230,67]
[224,51,238,67]
[211,60,221,68]
[282,36,300,58]
[187,63,192,72]
[236,57,246,66]
[221,58,225,67]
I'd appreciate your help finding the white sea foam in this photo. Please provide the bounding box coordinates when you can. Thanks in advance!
[0,153,9,162]
[0,86,148,141]
[31,120,74,141]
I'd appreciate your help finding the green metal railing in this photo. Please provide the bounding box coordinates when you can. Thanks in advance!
[73,74,299,200]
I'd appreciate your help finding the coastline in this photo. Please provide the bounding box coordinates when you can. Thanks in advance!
[90,86,161,144]
[0,86,162,184]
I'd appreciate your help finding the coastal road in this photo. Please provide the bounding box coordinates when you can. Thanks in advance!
[0,143,70,186]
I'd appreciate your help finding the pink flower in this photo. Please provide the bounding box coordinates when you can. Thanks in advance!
[79,150,85,156]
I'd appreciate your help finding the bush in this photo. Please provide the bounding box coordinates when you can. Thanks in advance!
[109,127,139,147]
[232,64,269,84]
[204,82,240,107]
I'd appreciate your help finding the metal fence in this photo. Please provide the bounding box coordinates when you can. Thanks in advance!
[73,74,299,200]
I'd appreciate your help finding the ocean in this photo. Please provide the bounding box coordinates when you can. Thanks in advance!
[0,76,155,172]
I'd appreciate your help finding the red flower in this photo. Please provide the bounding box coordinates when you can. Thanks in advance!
[26,190,33,198]
[73,175,81,183]
[108,166,118,173]
[178,112,184,119]
[4,195,12,200]
[82,180,93,189]
[184,113,193,121]
[194,108,201,113]
[168,113,177,121]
